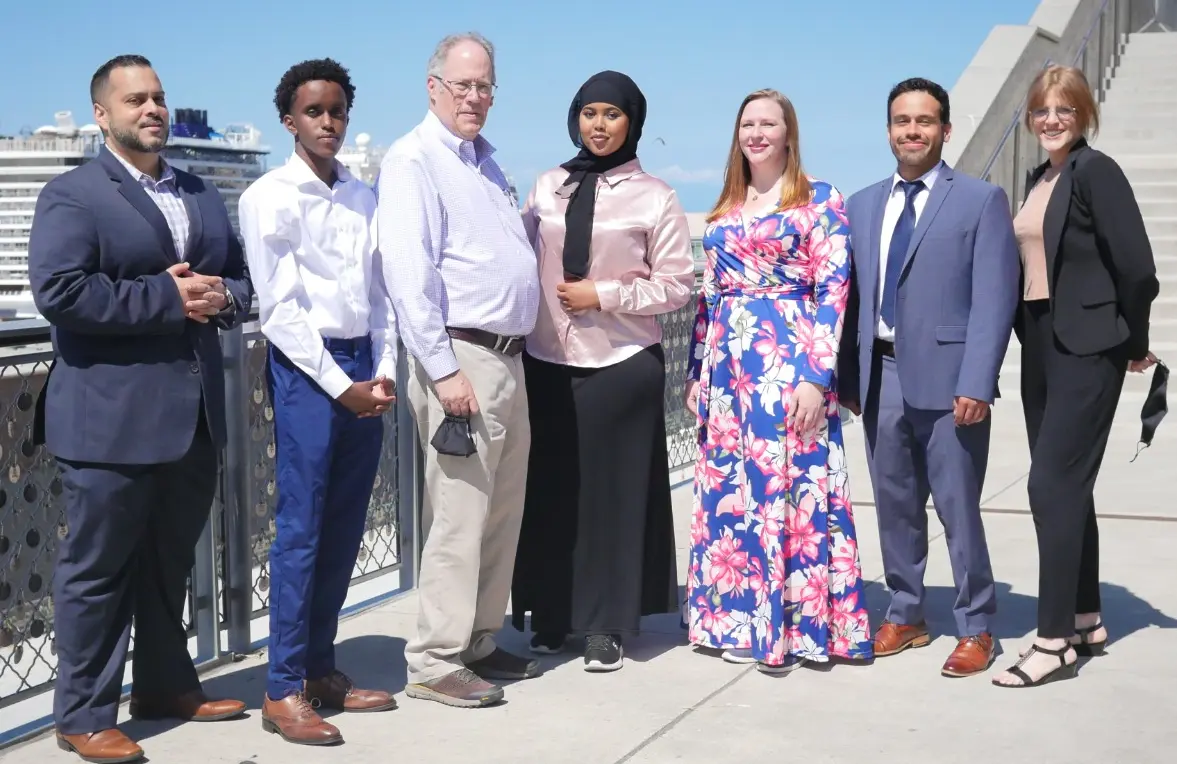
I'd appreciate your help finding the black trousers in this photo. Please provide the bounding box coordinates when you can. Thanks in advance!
[1020,300,1126,638]
[510,345,679,636]
[52,408,216,734]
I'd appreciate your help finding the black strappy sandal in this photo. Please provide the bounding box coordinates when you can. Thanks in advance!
[992,643,1078,688]
[1070,621,1107,656]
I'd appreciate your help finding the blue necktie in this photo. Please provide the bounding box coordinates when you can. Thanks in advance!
[880,179,924,328]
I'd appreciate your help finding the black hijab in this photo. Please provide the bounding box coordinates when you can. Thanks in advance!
[558,70,647,279]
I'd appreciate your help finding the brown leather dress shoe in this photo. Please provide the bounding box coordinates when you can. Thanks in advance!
[56,728,144,763]
[128,690,246,722]
[306,669,397,712]
[261,692,343,746]
[872,621,931,657]
[941,632,995,677]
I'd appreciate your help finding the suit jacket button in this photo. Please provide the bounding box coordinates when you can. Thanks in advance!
[190,363,200,374]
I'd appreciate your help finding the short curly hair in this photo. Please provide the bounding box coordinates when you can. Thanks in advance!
[273,58,356,119]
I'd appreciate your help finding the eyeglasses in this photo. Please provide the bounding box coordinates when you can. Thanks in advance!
[1030,106,1076,121]
[432,76,496,99]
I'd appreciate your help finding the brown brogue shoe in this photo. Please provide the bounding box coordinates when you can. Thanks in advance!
[56,729,143,763]
[261,692,343,746]
[872,621,931,657]
[306,670,397,712]
[129,690,245,722]
[941,632,996,677]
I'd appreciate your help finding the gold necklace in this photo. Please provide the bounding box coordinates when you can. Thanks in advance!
[749,179,779,203]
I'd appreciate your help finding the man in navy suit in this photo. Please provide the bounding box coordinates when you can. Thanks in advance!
[838,78,1019,679]
[28,54,253,763]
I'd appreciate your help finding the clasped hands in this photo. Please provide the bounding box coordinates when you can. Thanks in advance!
[685,378,830,440]
[169,262,228,323]
[340,377,396,418]
[556,278,600,315]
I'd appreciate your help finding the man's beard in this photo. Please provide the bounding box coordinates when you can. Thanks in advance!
[110,121,168,153]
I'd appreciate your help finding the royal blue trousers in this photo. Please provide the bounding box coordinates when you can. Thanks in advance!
[265,338,384,699]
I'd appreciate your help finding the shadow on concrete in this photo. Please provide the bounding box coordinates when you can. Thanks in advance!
[504,585,687,673]
[1093,582,1177,644]
[119,634,408,744]
[861,579,1177,645]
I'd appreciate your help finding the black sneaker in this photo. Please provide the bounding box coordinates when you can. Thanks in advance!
[529,632,566,655]
[584,634,623,672]
[466,647,542,681]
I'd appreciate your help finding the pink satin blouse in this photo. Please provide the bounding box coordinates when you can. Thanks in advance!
[521,159,695,368]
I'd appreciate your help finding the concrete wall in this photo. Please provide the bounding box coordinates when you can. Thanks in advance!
[943,0,1111,176]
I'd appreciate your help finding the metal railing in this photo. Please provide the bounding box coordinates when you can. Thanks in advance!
[978,0,1172,209]
[0,293,700,742]
[0,316,415,743]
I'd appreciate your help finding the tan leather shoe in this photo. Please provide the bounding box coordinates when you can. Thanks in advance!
[129,690,245,722]
[261,692,343,746]
[941,632,996,677]
[56,728,144,763]
[306,670,397,712]
[871,621,931,657]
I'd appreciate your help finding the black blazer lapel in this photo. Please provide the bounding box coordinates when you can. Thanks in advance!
[99,147,180,263]
[179,177,204,263]
[1036,137,1089,280]
[1042,159,1077,281]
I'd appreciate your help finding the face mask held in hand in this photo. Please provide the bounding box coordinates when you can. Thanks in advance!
[431,414,478,457]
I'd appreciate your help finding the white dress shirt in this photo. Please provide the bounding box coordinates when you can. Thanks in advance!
[377,111,540,381]
[876,160,942,341]
[238,153,396,399]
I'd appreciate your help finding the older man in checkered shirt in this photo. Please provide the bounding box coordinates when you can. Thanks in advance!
[378,32,542,709]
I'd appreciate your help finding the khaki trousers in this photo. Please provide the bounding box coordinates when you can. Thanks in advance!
[404,339,530,683]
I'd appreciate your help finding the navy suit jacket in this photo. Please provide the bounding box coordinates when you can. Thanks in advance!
[838,162,1020,411]
[29,146,253,465]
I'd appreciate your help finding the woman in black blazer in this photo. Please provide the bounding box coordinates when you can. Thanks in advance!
[993,65,1160,688]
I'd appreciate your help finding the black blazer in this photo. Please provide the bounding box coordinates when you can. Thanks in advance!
[28,146,253,464]
[1014,138,1159,360]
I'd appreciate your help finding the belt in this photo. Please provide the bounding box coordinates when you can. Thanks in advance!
[322,335,369,352]
[446,327,525,357]
[874,339,896,358]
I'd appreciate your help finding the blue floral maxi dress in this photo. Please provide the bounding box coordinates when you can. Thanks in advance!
[685,180,874,666]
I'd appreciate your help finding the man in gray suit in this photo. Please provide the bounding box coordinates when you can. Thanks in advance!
[839,78,1019,678]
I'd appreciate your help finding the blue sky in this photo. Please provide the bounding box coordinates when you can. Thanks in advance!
[1,0,1039,211]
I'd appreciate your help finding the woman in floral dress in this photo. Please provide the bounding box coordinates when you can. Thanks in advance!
[683,89,873,673]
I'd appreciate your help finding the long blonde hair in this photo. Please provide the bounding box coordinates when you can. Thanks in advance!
[707,89,811,223]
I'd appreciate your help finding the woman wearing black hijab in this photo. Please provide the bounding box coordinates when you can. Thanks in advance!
[510,71,695,672]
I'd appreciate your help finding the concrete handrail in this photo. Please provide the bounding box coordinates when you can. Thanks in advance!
[943,0,1121,178]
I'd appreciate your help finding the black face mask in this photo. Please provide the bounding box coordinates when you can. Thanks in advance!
[431,414,477,457]
[1132,360,1168,463]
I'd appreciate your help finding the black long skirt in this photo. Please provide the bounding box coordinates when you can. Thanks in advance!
[510,344,679,636]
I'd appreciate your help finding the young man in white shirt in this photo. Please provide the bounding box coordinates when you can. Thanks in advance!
[238,58,397,746]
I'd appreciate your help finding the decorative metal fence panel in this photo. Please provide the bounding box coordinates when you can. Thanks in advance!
[238,332,402,618]
[0,326,408,718]
[657,295,700,471]
[0,352,66,709]
[0,285,699,732]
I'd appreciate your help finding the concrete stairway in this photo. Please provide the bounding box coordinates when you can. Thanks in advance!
[1001,31,1177,399]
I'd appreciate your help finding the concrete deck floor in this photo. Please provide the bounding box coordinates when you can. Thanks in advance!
[4,395,1176,764]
